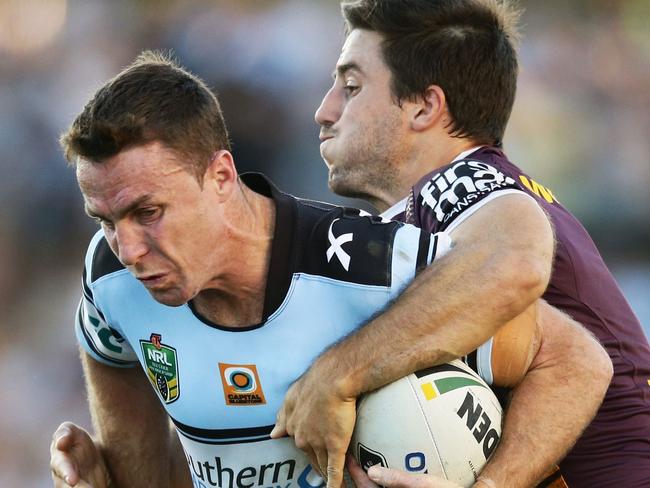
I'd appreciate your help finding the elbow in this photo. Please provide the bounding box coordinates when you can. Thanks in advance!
[495,253,552,313]
[590,342,614,398]
[568,332,613,401]
[515,256,551,299]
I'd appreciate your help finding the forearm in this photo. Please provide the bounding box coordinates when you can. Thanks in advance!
[83,353,190,487]
[92,424,189,488]
[316,195,554,399]
[476,311,612,487]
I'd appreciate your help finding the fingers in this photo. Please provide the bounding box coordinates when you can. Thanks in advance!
[300,442,322,478]
[52,422,78,452]
[50,423,81,486]
[272,382,299,439]
[346,454,378,488]
[51,448,81,486]
[314,448,328,480]
[367,467,460,488]
[270,406,287,439]
[368,467,424,488]
[326,450,346,488]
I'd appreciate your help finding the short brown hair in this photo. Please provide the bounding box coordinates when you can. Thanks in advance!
[341,0,521,146]
[60,51,231,179]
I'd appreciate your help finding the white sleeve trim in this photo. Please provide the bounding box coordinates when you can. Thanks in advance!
[389,224,422,298]
[476,337,494,385]
[444,189,535,233]
[381,197,408,220]
[428,232,452,264]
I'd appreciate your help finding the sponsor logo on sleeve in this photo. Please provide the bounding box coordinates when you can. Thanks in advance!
[419,161,516,224]
[140,333,180,403]
[519,175,558,204]
[82,300,124,355]
[219,363,267,406]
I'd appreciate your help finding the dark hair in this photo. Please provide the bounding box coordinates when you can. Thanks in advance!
[341,0,521,146]
[60,51,231,179]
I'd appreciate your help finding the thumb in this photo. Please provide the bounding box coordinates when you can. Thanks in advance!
[270,409,287,439]
[368,466,455,488]
[54,426,74,452]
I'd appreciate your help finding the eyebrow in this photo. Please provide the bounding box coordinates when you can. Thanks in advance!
[85,195,154,221]
[331,62,364,80]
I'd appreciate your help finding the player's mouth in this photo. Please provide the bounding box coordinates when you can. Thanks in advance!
[137,273,167,287]
[319,132,334,142]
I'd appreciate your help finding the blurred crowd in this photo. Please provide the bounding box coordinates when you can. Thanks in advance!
[0,0,647,485]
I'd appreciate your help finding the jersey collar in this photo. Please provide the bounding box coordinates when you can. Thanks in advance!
[241,173,297,322]
[188,172,297,331]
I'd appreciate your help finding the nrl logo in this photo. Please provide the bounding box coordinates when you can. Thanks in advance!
[140,333,180,404]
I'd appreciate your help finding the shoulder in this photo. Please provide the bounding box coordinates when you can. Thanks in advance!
[292,200,450,290]
[410,147,529,232]
[294,201,405,287]
[78,230,138,367]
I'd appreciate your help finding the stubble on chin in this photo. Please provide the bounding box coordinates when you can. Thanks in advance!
[327,164,363,199]
[148,286,189,308]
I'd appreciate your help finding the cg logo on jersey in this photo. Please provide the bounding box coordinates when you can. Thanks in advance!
[219,363,266,406]
[224,366,257,392]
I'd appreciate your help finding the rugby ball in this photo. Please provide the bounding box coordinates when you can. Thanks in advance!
[352,359,503,487]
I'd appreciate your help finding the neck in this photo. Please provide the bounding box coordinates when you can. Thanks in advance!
[375,136,479,213]
[193,181,276,327]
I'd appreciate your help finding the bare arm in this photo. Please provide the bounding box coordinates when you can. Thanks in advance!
[346,301,612,488]
[50,349,190,488]
[478,301,612,487]
[272,194,554,487]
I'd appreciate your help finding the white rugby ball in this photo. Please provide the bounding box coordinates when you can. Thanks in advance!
[352,359,503,487]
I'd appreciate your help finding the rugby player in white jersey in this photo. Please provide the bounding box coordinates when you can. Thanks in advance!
[49,52,611,488]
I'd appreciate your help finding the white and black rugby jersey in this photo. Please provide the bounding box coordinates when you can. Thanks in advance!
[76,173,494,488]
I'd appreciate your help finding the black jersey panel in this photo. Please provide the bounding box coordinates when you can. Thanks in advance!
[90,237,125,283]
[300,208,402,287]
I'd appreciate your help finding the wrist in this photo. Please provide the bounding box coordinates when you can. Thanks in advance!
[311,349,362,401]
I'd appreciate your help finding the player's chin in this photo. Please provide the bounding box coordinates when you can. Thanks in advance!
[147,287,189,308]
[328,168,364,199]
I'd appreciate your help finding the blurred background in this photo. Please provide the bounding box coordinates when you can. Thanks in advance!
[0,0,648,484]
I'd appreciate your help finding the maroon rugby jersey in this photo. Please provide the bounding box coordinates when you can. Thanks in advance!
[392,146,650,487]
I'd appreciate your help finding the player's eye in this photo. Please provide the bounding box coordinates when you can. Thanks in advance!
[136,207,161,224]
[343,82,360,96]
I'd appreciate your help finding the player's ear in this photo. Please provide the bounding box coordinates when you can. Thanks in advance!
[204,150,237,199]
[410,85,446,132]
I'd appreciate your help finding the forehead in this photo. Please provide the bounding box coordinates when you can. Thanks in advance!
[337,29,387,75]
[76,142,190,211]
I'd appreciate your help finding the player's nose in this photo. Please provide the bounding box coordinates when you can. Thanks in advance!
[114,223,148,267]
[315,85,342,128]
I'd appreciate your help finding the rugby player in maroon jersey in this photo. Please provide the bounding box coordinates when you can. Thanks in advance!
[275,1,650,487]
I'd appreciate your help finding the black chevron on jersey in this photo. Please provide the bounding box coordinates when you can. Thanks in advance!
[90,236,124,283]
